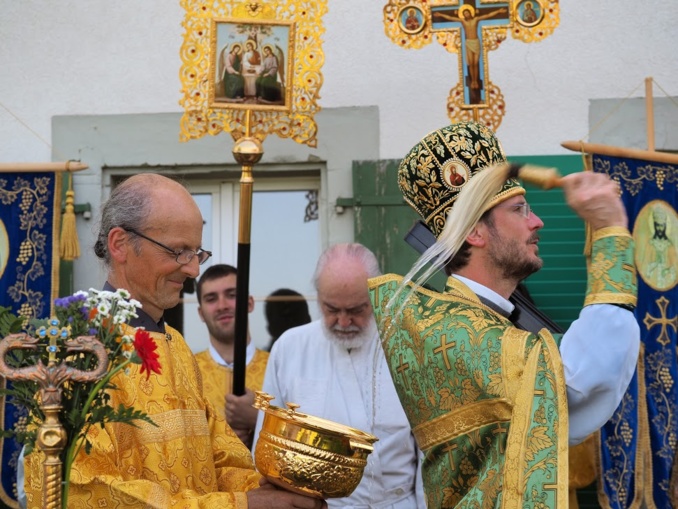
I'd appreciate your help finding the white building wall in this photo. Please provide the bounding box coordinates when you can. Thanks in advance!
[1,0,677,163]
[1,0,677,347]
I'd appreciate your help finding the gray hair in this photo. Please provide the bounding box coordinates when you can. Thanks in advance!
[94,177,153,266]
[312,243,382,290]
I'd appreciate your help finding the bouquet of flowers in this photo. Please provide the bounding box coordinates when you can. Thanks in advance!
[0,288,162,508]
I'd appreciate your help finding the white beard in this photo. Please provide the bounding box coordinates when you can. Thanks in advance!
[321,318,377,351]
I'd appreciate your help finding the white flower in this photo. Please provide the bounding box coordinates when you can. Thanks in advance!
[97,302,110,316]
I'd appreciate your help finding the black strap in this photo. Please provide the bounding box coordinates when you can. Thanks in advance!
[509,289,564,334]
[477,296,511,319]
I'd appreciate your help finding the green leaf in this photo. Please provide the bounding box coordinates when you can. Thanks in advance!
[0,306,23,336]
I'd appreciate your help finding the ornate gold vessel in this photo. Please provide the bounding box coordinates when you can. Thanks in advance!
[253,391,378,499]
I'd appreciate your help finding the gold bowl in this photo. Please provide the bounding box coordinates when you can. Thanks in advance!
[253,391,378,499]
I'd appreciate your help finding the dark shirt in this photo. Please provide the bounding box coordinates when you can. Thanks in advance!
[103,281,167,334]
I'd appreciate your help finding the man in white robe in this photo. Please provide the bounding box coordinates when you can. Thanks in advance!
[253,243,426,509]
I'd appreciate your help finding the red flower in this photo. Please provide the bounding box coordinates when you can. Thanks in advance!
[133,329,162,379]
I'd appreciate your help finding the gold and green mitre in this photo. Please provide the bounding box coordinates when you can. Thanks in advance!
[370,121,570,508]
[397,120,523,237]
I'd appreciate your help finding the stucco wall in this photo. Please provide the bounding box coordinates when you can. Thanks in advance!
[51,107,380,294]
[1,0,677,164]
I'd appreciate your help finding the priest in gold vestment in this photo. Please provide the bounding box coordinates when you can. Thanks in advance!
[23,174,325,509]
[368,122,640,508]
[194,264,269,449]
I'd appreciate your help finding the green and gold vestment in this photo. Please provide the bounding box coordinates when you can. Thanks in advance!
[369,227,636,508]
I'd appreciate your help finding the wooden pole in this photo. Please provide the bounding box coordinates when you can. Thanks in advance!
[561,140,678,165]
[0,162,88,172]
[645,77,655,152]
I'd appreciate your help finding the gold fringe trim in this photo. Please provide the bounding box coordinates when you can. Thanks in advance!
[591,226,632,242]
[583,291,637,308]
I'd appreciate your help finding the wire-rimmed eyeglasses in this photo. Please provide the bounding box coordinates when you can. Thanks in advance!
[494,202,532,218]
[123,228,212,265]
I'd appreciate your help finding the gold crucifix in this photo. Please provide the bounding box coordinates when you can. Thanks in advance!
[383,0,560,130]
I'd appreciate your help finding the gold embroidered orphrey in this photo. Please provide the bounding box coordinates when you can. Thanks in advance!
[384,0,559,131]
[179,0,327,147]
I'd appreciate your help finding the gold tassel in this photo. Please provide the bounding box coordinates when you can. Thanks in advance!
[60,166,80,260]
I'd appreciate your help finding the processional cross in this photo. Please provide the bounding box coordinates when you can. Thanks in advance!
[383,0,560,130]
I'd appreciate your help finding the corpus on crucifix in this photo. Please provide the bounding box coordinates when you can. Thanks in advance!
[385,0,559,130]
[431,3,509,105]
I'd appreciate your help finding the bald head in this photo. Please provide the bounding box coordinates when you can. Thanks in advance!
[95,174,200,265]
[314,244,381,349]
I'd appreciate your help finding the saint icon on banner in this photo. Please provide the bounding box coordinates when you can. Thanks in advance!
[635,200,678,291]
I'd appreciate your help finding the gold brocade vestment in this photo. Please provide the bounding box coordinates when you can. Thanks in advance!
[194,348,269,420]
[24,325,261,509]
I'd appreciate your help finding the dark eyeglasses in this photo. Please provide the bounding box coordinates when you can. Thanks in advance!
[494,202,532,218]
[123,228,212,265]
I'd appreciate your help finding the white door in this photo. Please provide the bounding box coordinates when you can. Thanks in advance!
[183,177,322,354]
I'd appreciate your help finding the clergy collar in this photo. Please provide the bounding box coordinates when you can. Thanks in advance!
[208,341,256,368]
[103,281,167,334]
[453,275,515,317]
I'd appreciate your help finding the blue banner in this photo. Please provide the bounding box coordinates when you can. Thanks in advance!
[0,172,61,509]
[595,154,678,509]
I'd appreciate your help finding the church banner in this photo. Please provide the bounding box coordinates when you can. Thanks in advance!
[594,154,678,509]
[0,172,61,509]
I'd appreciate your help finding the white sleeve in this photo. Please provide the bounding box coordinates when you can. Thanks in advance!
[560,304,640,445]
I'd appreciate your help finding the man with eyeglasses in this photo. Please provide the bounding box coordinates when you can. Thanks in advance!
[369,121,640,507]
[22,173,326,509]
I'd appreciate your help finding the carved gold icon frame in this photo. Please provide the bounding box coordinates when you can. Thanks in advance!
[180,0,326,147]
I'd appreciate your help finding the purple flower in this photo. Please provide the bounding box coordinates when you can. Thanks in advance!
[55,294,87,308]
